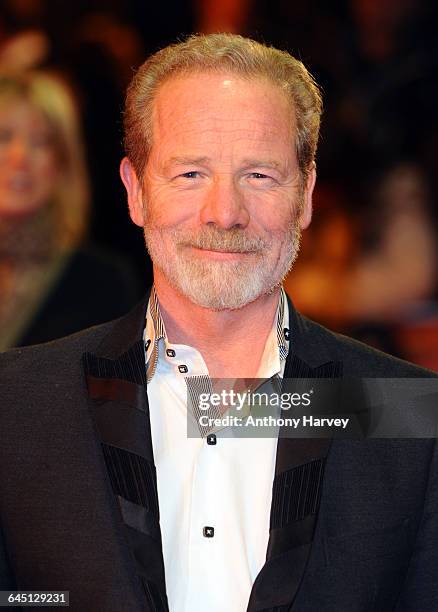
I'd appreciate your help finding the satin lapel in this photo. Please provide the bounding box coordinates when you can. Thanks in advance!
[82,294,169,612]
[247,299,342,612]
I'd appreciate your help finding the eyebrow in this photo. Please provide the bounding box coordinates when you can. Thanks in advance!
[165,156,211,168]
[240,158,283,171]
[165,156,284,170]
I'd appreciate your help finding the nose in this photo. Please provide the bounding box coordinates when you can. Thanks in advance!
[200,175,250,230]
[4,137,30,168]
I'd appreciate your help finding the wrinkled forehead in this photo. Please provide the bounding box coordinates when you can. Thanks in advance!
[149,70,296,151]
[154,69,294,114]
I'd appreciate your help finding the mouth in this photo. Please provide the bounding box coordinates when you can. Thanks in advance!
[187,245,259,260]
[6,174,33,192]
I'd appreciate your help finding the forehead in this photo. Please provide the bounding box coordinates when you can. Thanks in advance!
[0,98,51,130]
[150,71,295,154]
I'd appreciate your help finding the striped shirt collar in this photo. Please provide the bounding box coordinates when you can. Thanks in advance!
[144,285,290,382]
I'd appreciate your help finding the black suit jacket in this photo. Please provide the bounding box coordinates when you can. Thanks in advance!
[0,294,437,612]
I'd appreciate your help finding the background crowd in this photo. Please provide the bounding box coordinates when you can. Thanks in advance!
[0,0,437,369]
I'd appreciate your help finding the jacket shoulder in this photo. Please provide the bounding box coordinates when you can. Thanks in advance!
[297,313,436,377]
[0,318,116,386]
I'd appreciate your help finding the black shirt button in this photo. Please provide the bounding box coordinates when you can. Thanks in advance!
[145,339,151,349]
[178,365,188,373]
[284,328,290,341]
[207,434,217,445]
[203,526,214,538]
[166,349,176,357]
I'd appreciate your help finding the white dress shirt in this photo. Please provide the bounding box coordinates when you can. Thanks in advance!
[144,288,290,612]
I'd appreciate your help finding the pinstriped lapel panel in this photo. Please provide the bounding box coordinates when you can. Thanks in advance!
[82,341,168,612]
[247,343,342,611]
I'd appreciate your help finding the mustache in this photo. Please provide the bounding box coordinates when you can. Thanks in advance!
[173,227,270,253]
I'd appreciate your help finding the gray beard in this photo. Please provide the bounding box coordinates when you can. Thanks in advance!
[144,223,301,310]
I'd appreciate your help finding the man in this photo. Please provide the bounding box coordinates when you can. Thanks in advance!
[0,33,437,612]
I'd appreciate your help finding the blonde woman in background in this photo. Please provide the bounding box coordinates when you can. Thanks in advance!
[0,71,141,350]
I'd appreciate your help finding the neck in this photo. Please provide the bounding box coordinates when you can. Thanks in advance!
[153,270,280,378]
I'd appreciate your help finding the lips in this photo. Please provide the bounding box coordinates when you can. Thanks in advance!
[173,228,270,257]
[195,246,255,254]
[6,173,33,191]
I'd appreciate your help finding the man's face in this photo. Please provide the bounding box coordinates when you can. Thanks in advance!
[121,71,315,310]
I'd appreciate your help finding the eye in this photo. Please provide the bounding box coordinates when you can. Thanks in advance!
[245,171,278,189]
[29,132,53,148]
[179,171,201,179]
[249,172,271,180]
[0,128,13,144]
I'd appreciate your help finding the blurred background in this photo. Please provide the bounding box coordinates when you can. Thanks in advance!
[0,0,437,369]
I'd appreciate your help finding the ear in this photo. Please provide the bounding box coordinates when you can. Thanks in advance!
[119,157,145,227]
[299,163,316,230]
